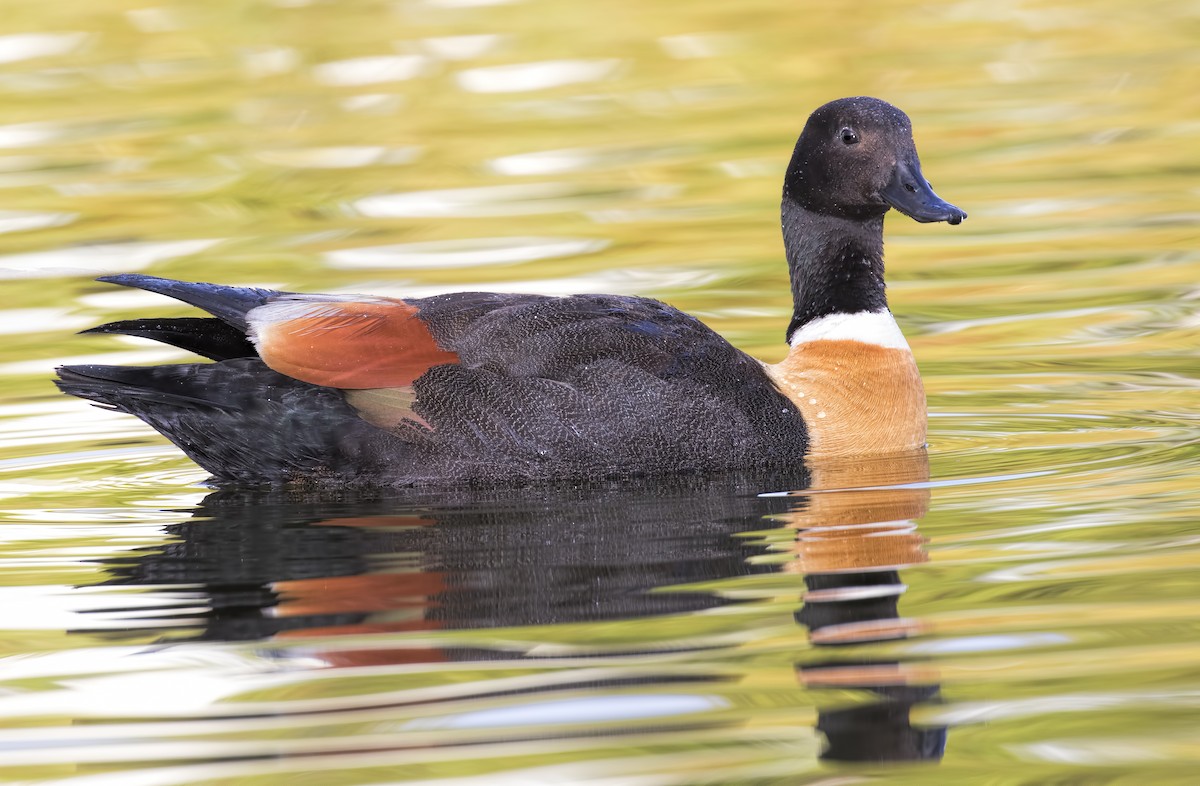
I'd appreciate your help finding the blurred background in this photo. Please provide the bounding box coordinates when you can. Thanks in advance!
[1,0,1199,783]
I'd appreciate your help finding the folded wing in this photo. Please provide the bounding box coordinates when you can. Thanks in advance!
[248,295,460,389]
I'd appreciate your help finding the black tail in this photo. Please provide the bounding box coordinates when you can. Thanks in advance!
[54,361,406,485]
[81,318,256,361]
[57,276,412,485]
[54,364,230,411]
[95,274,287,330]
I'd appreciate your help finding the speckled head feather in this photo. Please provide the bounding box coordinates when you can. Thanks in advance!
[784,96,918,221]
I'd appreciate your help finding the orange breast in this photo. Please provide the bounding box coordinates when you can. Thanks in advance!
[765,340,926,459]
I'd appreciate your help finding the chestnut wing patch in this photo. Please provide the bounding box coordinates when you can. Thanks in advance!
[248,295,459,390]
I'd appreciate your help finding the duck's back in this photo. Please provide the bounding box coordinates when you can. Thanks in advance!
[58,288,808,486]
[407,292,808,482]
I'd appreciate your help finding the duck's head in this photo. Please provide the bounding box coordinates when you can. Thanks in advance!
[784,96,966,225]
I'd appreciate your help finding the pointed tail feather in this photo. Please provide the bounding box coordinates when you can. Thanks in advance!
[95,274,287,330]
[81,318,256,361]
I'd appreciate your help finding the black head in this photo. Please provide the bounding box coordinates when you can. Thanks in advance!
[783,96,966,225]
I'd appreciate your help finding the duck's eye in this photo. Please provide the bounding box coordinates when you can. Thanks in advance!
[840,127,859,145]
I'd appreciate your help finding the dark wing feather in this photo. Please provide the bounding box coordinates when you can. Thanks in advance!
[402,293,809,478]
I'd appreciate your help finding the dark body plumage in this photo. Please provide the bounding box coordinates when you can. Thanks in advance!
[58,279,808,486]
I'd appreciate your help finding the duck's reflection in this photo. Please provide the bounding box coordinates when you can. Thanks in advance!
[86,456,944,765]
[94,470,810,640]
[788,456,947,763]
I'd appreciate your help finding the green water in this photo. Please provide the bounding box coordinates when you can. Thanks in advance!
[2,0,1199,783]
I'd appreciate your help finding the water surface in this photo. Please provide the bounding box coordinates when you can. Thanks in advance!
[1,0,1199,783]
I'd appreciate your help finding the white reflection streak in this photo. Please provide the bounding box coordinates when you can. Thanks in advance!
[925,689,1200,727]
[356,182,677,219]
[404,693,727,730]
[491,144,689,175]
[904,632,1071,654]
[489,148,593,176]
[456,59,621,93]
[658,33,734,59]
[420,34,502,60]
[0,121,64,149]
[340,93,405,112]
[925,305,1116,336]
[1018,739,1173,765]
[240,46,300,78]
[255,146,419,169]
[326,236,608,269]
[0,348,192,376]
[0,695,727,758]
[313,54,431,86]
[0,308,90,335]
[354,182,578,218]
[1,732,810,785]
[124,8,182,33]
[759,468,1056,497]
[425,0,521,7]
[0,32,88,64]
[0,405,159,452]
[0,660,696,720]
[0,239,219,280]
[342,267,720,299]
[0,210,76,234]
[0,586,204,631]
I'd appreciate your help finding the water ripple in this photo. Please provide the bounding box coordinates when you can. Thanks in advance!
[0,239,219,280]
[456,59,622,93]
[326,236,608,269]
[353,182,678,218]
[312,54,433,86]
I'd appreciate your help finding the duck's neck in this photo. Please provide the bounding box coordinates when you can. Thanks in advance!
[782,198,887,341]
[769,198,926,459]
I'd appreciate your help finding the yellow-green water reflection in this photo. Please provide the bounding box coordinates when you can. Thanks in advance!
[1,0,1199,783]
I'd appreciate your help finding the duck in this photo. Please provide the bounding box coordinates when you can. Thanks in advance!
[55,96,965,487]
